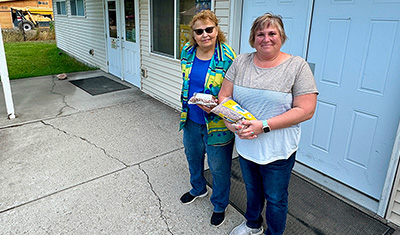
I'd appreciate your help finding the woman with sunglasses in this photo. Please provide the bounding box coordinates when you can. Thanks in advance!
[179,10,236,227]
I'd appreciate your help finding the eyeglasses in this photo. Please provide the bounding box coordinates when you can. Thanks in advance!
[193,26,215,35]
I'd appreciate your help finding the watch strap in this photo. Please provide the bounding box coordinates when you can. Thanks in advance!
[262,120,270,133]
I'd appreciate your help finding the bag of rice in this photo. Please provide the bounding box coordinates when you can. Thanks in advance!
[188,93,218,107]
[211,97,256,123]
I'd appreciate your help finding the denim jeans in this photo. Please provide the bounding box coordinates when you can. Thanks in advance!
[183,118,234,213]
[239,152,296,235]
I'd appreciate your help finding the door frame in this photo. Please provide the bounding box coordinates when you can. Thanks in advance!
[231,0,400,218]
[380,123,400,217]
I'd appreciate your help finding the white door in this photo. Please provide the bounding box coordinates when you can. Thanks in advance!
[106,0,122,78]
[240,0,312,57]
[298,1,400,201]
[121,0,141,88]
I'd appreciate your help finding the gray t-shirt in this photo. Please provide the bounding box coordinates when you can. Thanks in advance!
[225,52,318,96]
[225,52,318,164]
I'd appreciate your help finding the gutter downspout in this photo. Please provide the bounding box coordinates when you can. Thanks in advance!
[0,24,16,119]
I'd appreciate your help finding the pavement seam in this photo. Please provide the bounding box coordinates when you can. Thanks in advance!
[0,167,127,214]
[51,75,79,116]
[0,96,153,130]
[40,120,129,167]
[0,148,184,216]
[138,164,174,235]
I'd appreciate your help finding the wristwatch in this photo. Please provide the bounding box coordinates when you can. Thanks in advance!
[262,120,271,133]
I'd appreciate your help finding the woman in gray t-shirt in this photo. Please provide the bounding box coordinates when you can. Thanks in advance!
[219,13,318,235]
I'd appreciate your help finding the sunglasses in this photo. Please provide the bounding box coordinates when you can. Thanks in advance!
[193,26,215,35]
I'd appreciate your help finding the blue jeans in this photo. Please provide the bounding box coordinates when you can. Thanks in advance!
[239,152,296,235]
[183,118,234,213]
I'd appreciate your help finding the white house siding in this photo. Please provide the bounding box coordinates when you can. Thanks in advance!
[53,0,107,71]
[139,0,232,111]
[215,0,230,38]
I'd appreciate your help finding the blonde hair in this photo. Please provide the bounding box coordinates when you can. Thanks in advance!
[188,9,226,46]
[249,12,288,48]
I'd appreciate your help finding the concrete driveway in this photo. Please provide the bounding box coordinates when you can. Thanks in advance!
[0,70,244,234]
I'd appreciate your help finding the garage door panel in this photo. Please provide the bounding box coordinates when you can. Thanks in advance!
[299,1,400,200]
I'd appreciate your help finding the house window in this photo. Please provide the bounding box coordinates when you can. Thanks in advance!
[150,0,212,59]
[70,0,85,16]
[55,0,66,15]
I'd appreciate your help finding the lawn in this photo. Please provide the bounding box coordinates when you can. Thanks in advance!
[4,40,98,79]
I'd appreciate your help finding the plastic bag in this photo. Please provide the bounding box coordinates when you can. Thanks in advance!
[188,93,218,107]
[211,97,257,123]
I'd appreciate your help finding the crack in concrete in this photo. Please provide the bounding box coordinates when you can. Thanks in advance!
[138,164,173,235]
[129,147,184,167]
[41,120,128,167]
[51,75,78,116]
[0,167,126,214]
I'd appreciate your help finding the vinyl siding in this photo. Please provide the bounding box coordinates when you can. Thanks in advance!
[53,0,107,71]
[139,0,231,111]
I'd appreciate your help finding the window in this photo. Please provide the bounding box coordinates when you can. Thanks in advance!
[151,0,174,56]
[150,0,212,59]
[108,1,117,38]
[55,0,66,15]
[124,0,136,42]
[70,0,85,16]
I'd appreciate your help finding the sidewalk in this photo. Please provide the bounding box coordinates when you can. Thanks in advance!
[0,70,243,234]
[0,70,398,234]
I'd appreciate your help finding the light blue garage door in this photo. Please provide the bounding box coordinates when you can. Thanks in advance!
[299,0,400,200]
[240,0,400,202]
[240,0,312,57]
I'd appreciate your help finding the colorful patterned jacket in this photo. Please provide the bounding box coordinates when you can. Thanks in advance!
[180,41,236,146]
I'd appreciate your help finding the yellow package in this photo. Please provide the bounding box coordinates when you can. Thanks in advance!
[211,97,257,123]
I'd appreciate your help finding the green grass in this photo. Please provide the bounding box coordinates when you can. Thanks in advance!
[4,40,98,79]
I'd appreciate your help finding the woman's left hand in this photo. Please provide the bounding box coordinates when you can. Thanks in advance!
[235,120,263,140]
[197,97,218,114]
[197,104,214,113]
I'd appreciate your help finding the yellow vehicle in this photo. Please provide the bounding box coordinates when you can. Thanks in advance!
[11,7,53,31]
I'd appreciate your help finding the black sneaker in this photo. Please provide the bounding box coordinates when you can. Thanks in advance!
[180,191,208,204]
[210,211,225,227]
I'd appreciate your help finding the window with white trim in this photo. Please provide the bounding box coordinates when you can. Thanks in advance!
[150,0,212,59]
[55,0,66,15]
[70,0,85,16]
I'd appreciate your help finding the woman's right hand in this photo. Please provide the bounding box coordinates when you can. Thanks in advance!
[224,120,248,134]
[223,120,237,133]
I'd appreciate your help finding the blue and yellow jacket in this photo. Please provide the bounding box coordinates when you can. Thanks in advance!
[179,41,236,146]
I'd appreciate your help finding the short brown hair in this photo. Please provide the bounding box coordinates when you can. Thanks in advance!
[249,13,288,48]
[188,9,226,46]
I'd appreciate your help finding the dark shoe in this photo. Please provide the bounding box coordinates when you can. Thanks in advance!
[210,211,226,227]
[180,191,208,204]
